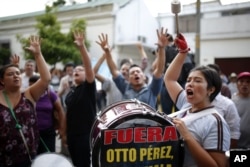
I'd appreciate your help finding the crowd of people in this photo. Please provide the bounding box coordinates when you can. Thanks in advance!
[0,27,249,167]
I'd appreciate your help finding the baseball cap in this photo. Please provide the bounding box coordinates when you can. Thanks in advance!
[237,72,250,80]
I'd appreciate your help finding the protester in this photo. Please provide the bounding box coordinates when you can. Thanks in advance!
[50,67,62,92]
[96,27,168,109]
[0,36,51,166]
[164,33,230,166]
[232,71,250,149]
[93,53,123,107]
[29,75,66,155]
[228,72,238,95]
[163,33,193,114]
[207,64,231,98]
[57,62,74,156]
[20,59,38,92]
[174,73,241,148]
[57,62,75,109]
[65,30,96,167]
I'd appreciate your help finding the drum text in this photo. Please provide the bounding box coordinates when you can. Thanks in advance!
[104,126,178,145]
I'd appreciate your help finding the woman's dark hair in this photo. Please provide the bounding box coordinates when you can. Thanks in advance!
[190,66,222,102]
[0,64,19,79]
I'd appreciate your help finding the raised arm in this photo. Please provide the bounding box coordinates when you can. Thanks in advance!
[136,42,148,71]
[54,97,67,145]
[73,30,95,83]
[96,33,120,78]
[153,27,168,78]
[93,53,106,83]
[25,36,51,102]
[93,53,105,74]
[164,33,190,103]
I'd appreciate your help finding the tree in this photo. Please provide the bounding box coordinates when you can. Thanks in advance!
[17,1,89,67]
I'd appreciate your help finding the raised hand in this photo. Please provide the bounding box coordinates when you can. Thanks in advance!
[96,33,110,52]
[173,118,192,141]
[174,33,190,53]
[25,36,42,56]
[156,27,169,48]
[10,54,20,66]
[73,30,85,47]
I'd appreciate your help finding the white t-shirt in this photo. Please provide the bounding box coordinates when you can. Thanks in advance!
[20,72,39,92]
[176,91,241,140]
[175,106,230,167]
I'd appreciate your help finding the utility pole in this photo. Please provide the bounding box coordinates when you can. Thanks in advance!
[195,0,201,65]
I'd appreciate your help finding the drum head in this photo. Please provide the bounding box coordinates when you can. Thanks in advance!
[32,153,73,167]
[90,100,184,167]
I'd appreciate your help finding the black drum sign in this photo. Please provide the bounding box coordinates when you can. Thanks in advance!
[90,99,184,167]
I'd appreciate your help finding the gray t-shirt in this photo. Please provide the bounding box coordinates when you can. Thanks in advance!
[102,78,122,105]
[232,94,250,148]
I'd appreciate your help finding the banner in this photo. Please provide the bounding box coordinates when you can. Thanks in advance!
[100,126,184,167]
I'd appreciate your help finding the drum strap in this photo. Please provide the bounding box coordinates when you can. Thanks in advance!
[168,107,219,125]
[3,91,33,162]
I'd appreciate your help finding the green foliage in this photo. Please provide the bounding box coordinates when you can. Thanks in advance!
[0,47,11,65]
[16,2,89,66]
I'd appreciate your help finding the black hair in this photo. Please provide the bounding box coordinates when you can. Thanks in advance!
[207,64,221,74]
[63,62,75,72]
[29,75,40,84]
[119,58,132,68]
[166,33,173,42]
[129,64,141,70]
[0,64,19,79]
[190,66,222,102]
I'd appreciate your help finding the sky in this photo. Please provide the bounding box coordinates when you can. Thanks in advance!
[0,0,250,18]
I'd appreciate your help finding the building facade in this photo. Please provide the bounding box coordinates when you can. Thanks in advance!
[158,1,250,76]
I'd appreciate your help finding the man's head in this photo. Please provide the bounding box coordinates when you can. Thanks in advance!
[63,63,75,77]
[229,72,237,83]
[24,59,36,77]
[236,72,250,97]
[73,65,85,85]
[128,64,146,89]
[120,62,131,81]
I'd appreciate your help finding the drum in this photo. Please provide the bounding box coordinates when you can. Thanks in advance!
[90,99,184,167]
[31,153,73,167]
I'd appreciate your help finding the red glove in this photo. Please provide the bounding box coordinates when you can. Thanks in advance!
[174,33,190,53]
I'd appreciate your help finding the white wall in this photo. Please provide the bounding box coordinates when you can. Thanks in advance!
[158,2,250,65]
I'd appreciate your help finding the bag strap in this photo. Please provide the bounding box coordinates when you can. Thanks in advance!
[2,91,33,162]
